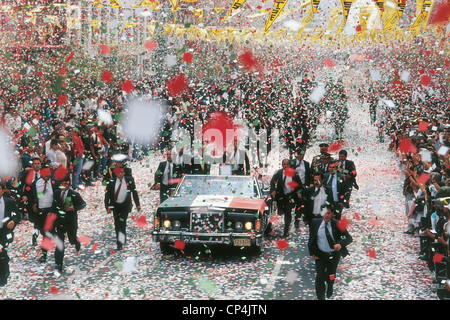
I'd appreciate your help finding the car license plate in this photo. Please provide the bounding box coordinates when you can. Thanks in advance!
[233,239,251,247]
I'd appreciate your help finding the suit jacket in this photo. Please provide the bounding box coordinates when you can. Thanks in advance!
[104,175,141,213]
[324,172,350,208]
[30,177,59,210]
[222,148,250,175]
[302,185,334,223]
[189,156,211,175]
[154,161,181,186]
[339,160,358,189]
[270,168,303,203]
[290,159,311,187]
[0,196,20,247]
[308,217,353,258]
[52,188,86,227]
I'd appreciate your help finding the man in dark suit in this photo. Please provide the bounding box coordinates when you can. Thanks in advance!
[290,148,311,229]
[154,149,181,203]
[308,203,353,300]
[302,171,334,225]
[190,145,211,175]
[338,149,358,197]
[222,141,251,176]
[324,160,350,220]
[0,181,20,286]
[270,159,303,238]
[105,166,141,250]
[52,175,86,272]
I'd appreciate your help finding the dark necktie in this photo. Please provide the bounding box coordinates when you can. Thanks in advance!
[325,221,335,250]
[114,179,122,202]
[61,191,65,205]
[43,181,47,193]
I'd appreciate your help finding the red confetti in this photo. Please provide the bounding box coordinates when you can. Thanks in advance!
[135,215,148,229]
[368,249,376,258]
[77,235,91,245]
[143,40,158,51]
[174,240,186,251]
[101,70,113,83]
[121,80,135,94]
[287,180,299,190]
[275,239,290,251]
[328,140,345,152]
[40,169,51,178]
[239,50,259,71]
[398,139,417,155]
[433,253,444,263]
[329,274,335,281]
[166,73,188,97]
[57,95,67,106]
[420,74,431,86]
[323,58,336,68]
[91,243,99,252]
[44,213,57,232]
[54,166,68,180]
[40,237,56,251]
[202,111,241,150]
[337,217,350,231]
[353,212,361,221]
[65,52,75,63]
[284,167,296,177]
[182,52,193,63]
[418,121,429,132]
[428,1,450,25]
[99,44,111,55]
[355,24,362,32]
[50,286,59,295]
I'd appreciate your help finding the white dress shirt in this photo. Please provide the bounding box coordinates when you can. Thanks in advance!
[162,162,173,185]
[36,179,53,209]
[318,220,335,253]
[0,197,4,228]
[114,178,127,204]
[295,159,306,184]
[313,187,327,216]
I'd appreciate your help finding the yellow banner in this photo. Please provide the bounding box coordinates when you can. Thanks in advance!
[264,0,289,34]
[339,0,354,31]
[383,0,407,32]
[109,0,121,9]
[410,0,432,36]
[93,0,103,8]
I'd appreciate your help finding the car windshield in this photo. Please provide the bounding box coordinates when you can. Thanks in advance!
[175,175,259,198]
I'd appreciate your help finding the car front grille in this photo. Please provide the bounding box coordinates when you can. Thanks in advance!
[191,212,224,233]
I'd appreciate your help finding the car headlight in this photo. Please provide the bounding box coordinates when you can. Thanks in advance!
[244,222,253,230]
[235,222,243,230]
[163,220,171,229]
[173,220,181,229]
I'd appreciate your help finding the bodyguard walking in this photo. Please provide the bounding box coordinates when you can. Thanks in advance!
[308,203,353,300]
[104,166,141,250]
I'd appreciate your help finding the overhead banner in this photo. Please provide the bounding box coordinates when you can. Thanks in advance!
[409,0,433,36]
[293,0,320,38]
[264,0,289,34]
[383,0,408,32]
[339,0,355,31]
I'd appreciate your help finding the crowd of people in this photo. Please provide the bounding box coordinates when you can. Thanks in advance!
[0,37,448,299]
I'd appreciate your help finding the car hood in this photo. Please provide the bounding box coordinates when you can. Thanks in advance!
[159,195,266,214]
